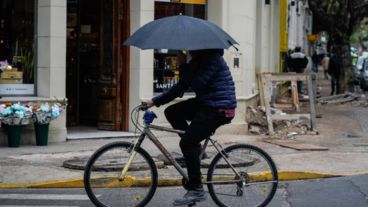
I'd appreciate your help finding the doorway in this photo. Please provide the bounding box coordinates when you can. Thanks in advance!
[66,0,130,130]
[67,0,100,126]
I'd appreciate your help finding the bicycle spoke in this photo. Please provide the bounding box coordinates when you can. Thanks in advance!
[84,142,158,207]
[207,144,278,207]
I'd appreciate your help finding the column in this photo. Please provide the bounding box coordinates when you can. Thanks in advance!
[129,0,154,131]
[37,0,67,142]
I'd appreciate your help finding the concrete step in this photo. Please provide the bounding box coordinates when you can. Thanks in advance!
[67,126,136,140]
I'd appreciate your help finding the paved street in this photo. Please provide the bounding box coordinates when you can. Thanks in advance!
[1,175,367,207]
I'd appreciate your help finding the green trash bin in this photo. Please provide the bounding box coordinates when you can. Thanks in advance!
[7,125,23,148]
[34,123,49,146]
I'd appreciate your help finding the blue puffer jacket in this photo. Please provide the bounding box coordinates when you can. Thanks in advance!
[153,49,236,109]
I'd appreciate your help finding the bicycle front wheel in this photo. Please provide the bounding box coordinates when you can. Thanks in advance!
[207,144,278,207]
[84,141,158,207]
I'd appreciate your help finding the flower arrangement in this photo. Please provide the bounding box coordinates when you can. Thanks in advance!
[32,102,66,125]
[0,60,12,72]
[0,100,67,126]
[0,102,33,125]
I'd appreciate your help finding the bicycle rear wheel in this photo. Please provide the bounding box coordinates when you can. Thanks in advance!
[84,141,158,207]
[207,144,278,207]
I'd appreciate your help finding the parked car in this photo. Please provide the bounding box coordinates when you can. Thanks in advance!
[356,56,366,81]
[359,57,368,91]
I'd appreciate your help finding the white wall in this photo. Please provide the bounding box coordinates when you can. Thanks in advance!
[255,0,280,73]
[288,0,312,54]
[208,0,256,97]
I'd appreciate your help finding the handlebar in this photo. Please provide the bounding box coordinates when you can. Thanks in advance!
[132,102,157,126]
[139,102,149,111]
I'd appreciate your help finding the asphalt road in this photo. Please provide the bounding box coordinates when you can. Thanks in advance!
[0,175,367,207]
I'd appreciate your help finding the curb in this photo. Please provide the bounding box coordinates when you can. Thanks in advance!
[1,170,367,189]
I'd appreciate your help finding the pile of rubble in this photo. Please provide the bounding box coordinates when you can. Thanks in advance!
[246,106,317,139]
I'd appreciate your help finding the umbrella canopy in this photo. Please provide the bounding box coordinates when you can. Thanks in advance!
[123,15,238,50]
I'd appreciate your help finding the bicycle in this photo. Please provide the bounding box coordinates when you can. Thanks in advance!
[84,103,278,207]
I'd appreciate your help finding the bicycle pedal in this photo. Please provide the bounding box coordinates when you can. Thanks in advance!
[187,201,197,207]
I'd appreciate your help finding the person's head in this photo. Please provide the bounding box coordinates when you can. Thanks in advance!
[294,46,302,52]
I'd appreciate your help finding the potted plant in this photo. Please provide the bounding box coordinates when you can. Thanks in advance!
[32,102,66,146]
[0,103,33,147]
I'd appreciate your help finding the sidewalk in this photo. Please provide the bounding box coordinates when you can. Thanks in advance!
[1,72,368,188]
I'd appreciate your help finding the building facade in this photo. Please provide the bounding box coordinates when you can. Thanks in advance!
[287,0,313,53]
[0,0,282,146]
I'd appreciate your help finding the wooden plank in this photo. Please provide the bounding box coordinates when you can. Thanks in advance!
[262,73,308,81]
[272,103,294,109]
[323,97,357,104]
[291,80,300,112]
[261,73,275,135]
[271,113,310,120]
[307,75,317,130]
[263,138,328,151]
[257,73,265,107]
[317,93,349,102]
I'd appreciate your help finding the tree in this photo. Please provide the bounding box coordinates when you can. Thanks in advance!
[308,0,368,92]
[351,19,368,50]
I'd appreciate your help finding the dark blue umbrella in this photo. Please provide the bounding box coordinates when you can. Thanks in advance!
[123,15,238,50]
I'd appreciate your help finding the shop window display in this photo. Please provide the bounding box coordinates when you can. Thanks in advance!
[0,0,35,96]
[153,1,205,93]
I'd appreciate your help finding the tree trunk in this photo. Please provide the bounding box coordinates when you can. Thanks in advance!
[329,36,354,93]
[307,0,368,93]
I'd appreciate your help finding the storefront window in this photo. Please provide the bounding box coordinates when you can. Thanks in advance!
[0,0,35,96]
[153,1,205,93]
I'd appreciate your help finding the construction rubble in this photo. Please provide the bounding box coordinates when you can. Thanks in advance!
[246,105,318,139]
[246,91,368,139]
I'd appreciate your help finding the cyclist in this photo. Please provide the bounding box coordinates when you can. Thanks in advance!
[146,49,236,206]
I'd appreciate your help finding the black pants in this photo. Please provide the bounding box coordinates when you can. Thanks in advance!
[330,75,340,95]
[164,98,233,190]
[290,67,304,94]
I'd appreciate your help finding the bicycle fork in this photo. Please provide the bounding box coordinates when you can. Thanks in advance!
[119,133,145,181]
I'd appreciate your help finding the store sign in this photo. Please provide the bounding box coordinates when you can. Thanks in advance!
[0,84,34,95]
[308,34,318,42]
[170,0,206,4]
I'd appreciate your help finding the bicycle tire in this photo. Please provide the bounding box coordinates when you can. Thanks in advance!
[207,144,278,207]
[84,141,158,207]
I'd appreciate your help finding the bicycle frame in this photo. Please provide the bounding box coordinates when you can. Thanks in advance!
[120,120,243,184]
[86,106,279,207]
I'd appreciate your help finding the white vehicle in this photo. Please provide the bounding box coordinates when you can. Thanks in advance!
[359,57,368,91]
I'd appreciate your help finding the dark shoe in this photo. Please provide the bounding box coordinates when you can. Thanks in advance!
[173,187,207,206]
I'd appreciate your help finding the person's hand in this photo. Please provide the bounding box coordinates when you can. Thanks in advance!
[146,99,155,108]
